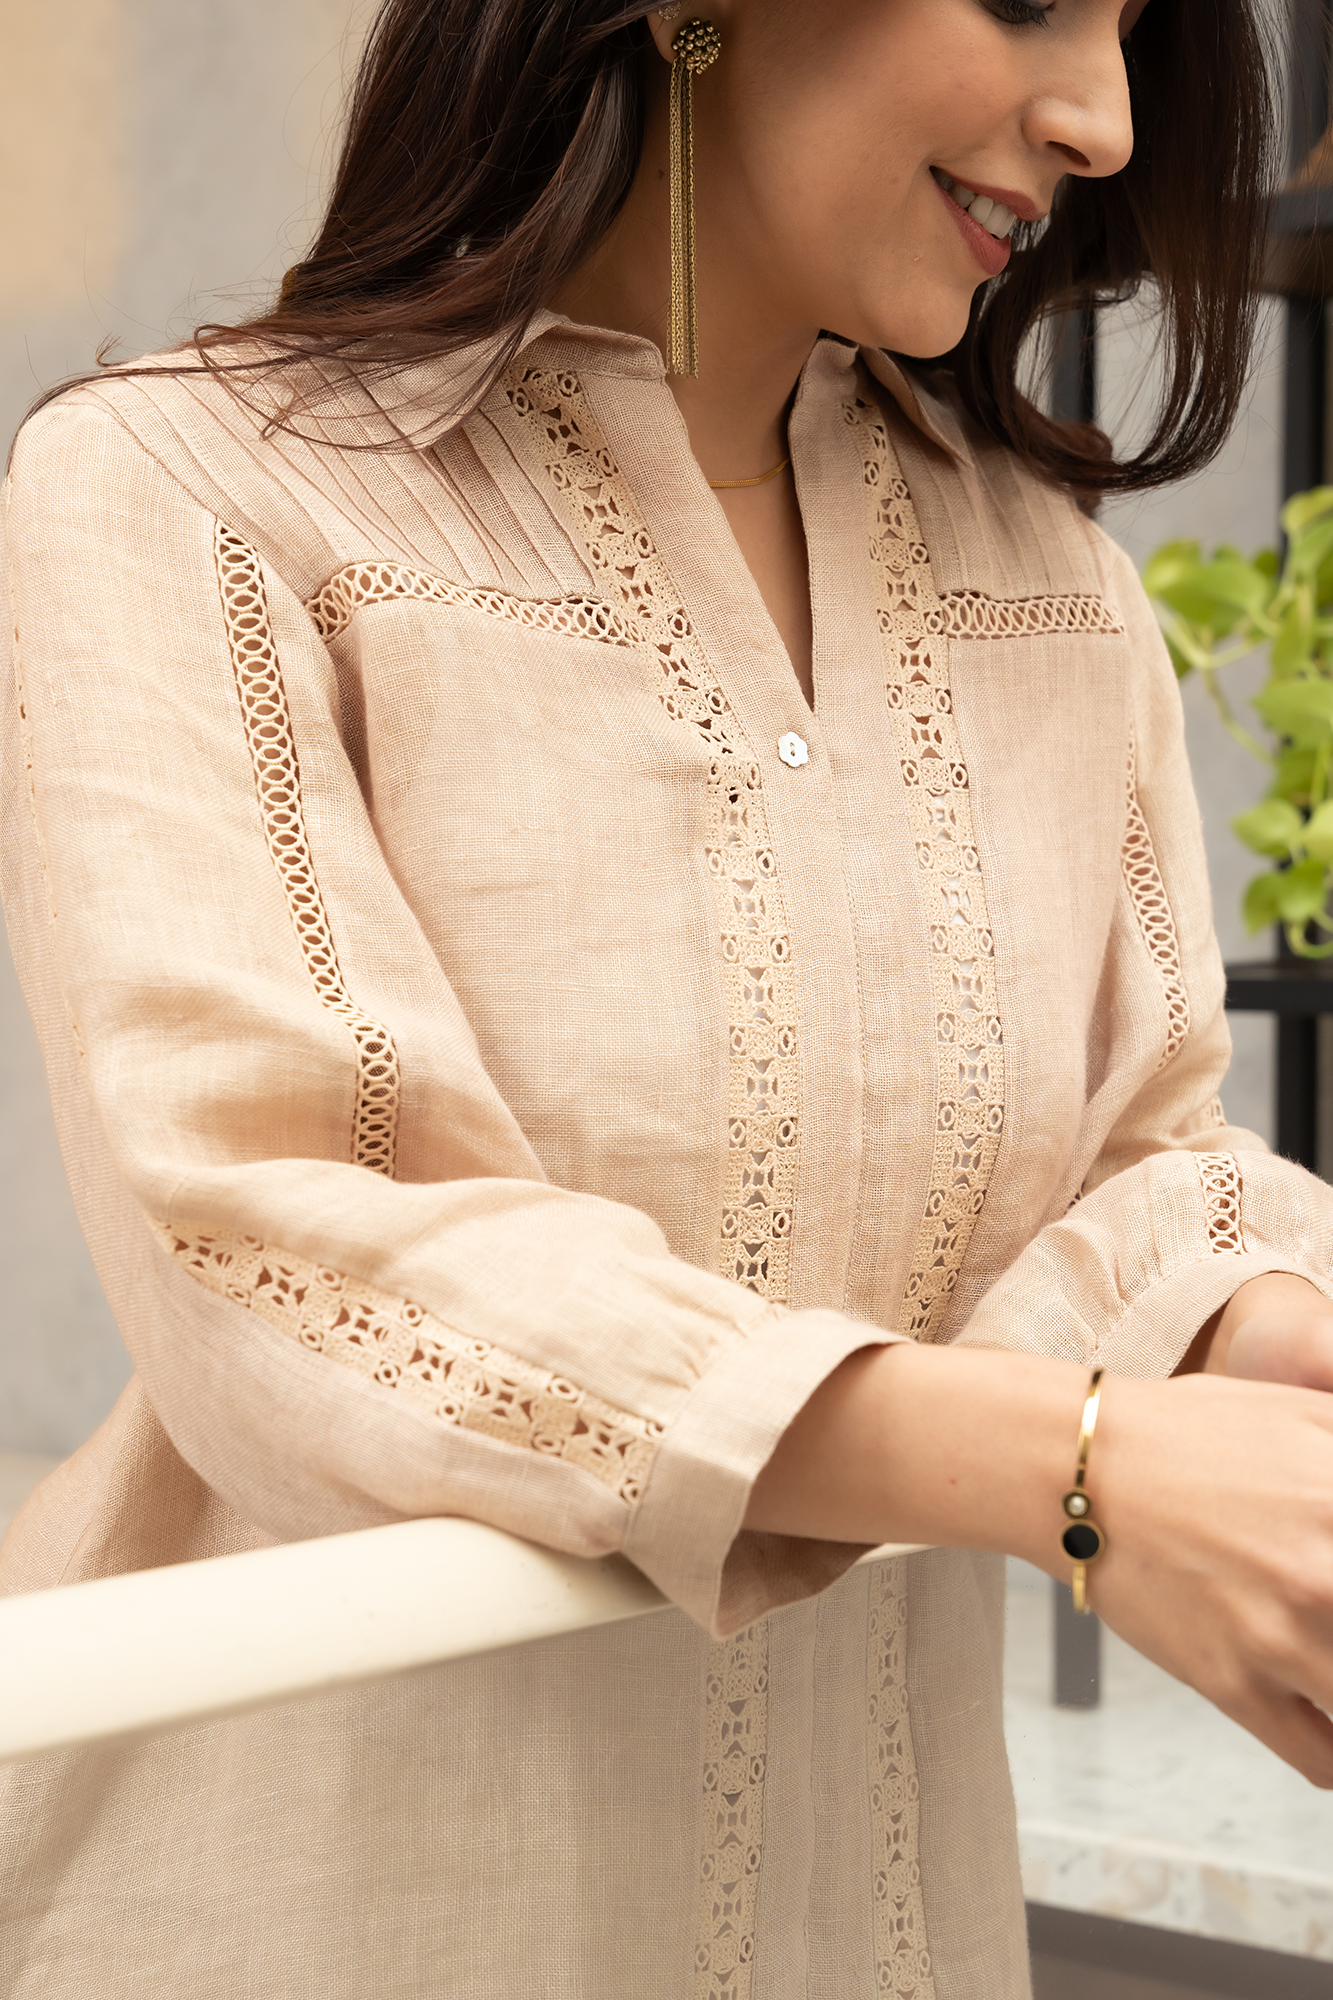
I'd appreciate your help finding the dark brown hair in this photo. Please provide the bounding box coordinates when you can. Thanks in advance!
[84,0,1285,498]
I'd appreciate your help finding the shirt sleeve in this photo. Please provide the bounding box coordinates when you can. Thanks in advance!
[957,539,1333,1373]
[2,397,894,1639]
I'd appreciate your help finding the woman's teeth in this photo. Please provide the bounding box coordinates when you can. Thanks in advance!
[933,170,1017,242]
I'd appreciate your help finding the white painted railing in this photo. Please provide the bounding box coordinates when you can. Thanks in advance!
[0,1518,922,1763]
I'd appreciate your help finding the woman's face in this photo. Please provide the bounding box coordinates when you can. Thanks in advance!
[653,0,1148,357]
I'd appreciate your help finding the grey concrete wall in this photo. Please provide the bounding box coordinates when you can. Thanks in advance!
[0,0,367,1453]
[0,5,1293,1452]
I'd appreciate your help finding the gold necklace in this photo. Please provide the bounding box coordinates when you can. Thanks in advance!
[707,457,791,490]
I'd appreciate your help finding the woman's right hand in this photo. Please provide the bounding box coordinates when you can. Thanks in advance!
[747,1338,1333,1785]
[1090,1368,1333,1786]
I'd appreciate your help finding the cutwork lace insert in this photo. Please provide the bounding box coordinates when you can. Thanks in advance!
[696,1624,769,2000]
[214,524,401,1175]
[503,367,800,1307]
[305,559,637,647]
[1194,1153,1245,1253]
[849,399,943,2000]
[852,398,1005,1345]
[501,364,796,2000]
[868,1562,934,2000]
[1121,738,1190,1071]
[938,589,1124,641]
[151,1221,663,1501]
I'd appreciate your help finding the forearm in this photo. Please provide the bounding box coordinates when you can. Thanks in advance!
[745,1340,1089,1569]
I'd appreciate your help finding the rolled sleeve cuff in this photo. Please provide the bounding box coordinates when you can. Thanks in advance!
[956,1146,1333,1379]
[623,1307,904,1639]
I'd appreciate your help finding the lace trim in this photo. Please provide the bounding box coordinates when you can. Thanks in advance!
[504,367,800,1306]
[307,567,1123,653]
[152,1221,664,1501]
[1121,737,1190,1072]
[1194,1154,1245,1253]
[214,524,401,1176]
[1205,1095,1228,1130]
[868,1561,934,2000]
[304,560,637,647]
[852,398,1005,1342]
[694,1623,768,2000]
[939,589,1124,641]
[501,366,791,2000]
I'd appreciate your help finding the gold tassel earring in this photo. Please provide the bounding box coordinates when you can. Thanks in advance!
[666,17,722,378]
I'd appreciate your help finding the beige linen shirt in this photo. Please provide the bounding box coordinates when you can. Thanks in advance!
[4,315,1332,2000]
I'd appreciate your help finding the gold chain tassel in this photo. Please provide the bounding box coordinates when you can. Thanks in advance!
[668,20,722,378]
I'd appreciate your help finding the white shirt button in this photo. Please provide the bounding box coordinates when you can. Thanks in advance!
[777,732,809,769]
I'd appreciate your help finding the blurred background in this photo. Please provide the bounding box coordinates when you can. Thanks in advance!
[1,6,1328,1997]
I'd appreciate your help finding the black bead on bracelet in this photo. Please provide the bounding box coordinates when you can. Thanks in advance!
[1061,1367,1107,1614]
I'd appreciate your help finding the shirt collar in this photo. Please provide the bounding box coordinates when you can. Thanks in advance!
[265,307,963,466]
[510,310,964,464]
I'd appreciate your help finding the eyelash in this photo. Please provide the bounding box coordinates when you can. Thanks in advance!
[988,0,1052,24]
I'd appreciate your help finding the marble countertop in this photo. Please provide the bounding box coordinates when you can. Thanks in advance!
[1005,1559,1333,1960]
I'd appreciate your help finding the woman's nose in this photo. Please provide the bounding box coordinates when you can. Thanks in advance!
[1023,30,1135,182]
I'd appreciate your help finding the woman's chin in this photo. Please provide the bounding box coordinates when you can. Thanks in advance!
[839,292,978,362]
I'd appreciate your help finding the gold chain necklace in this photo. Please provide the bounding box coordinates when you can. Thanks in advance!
[707,457,791,490]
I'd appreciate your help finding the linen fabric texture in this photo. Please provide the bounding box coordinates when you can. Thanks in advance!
[3,316,1331,2000]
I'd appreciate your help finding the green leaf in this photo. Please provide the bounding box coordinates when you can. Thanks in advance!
[1253,547,1281,581]
[1305,800,1333,863]
[1270,599,1317,676]
[1196,556,1276,617]
[1275,857,1331,922]
[1288,516,1333,581]
[1274,744,1318,803]
[1142,543,1254,635]
[1282,486,1333,537]
[1243,869,1285,932]
[1142,540,1201,597]
[1254,677,1333,746]
[1232,798,1304,857]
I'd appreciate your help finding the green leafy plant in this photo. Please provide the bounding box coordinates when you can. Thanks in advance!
[1144,487,1333,958]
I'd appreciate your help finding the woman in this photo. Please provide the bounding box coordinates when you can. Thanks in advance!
[3,0,1332,1993]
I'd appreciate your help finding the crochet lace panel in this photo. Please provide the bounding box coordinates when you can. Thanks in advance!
[501,364,798,2000]
[504,366,801,1310]
[1193,1153,1245,1254]
[151,1221,664,1502]
[853,398,1005,1345]
[214,524,401,1176]
[305,560,638,648]
[939,589,1123,641]
[1121,737,1190,1072]
[694,1622,769,1999]
[868,1560,935,2000]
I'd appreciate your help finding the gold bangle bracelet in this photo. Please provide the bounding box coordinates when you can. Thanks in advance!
[1061,1366,1107,1614]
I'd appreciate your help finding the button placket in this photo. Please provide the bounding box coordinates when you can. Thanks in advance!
[777,731,809,769]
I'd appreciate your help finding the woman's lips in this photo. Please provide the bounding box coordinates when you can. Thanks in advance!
[933,174,1012,279]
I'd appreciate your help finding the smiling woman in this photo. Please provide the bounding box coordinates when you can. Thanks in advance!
[3,4,1330,2000]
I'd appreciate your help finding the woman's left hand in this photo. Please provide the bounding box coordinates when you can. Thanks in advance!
[1205,1272,1333,1391]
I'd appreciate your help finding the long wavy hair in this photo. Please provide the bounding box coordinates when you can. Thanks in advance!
[63,0,1283,498]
